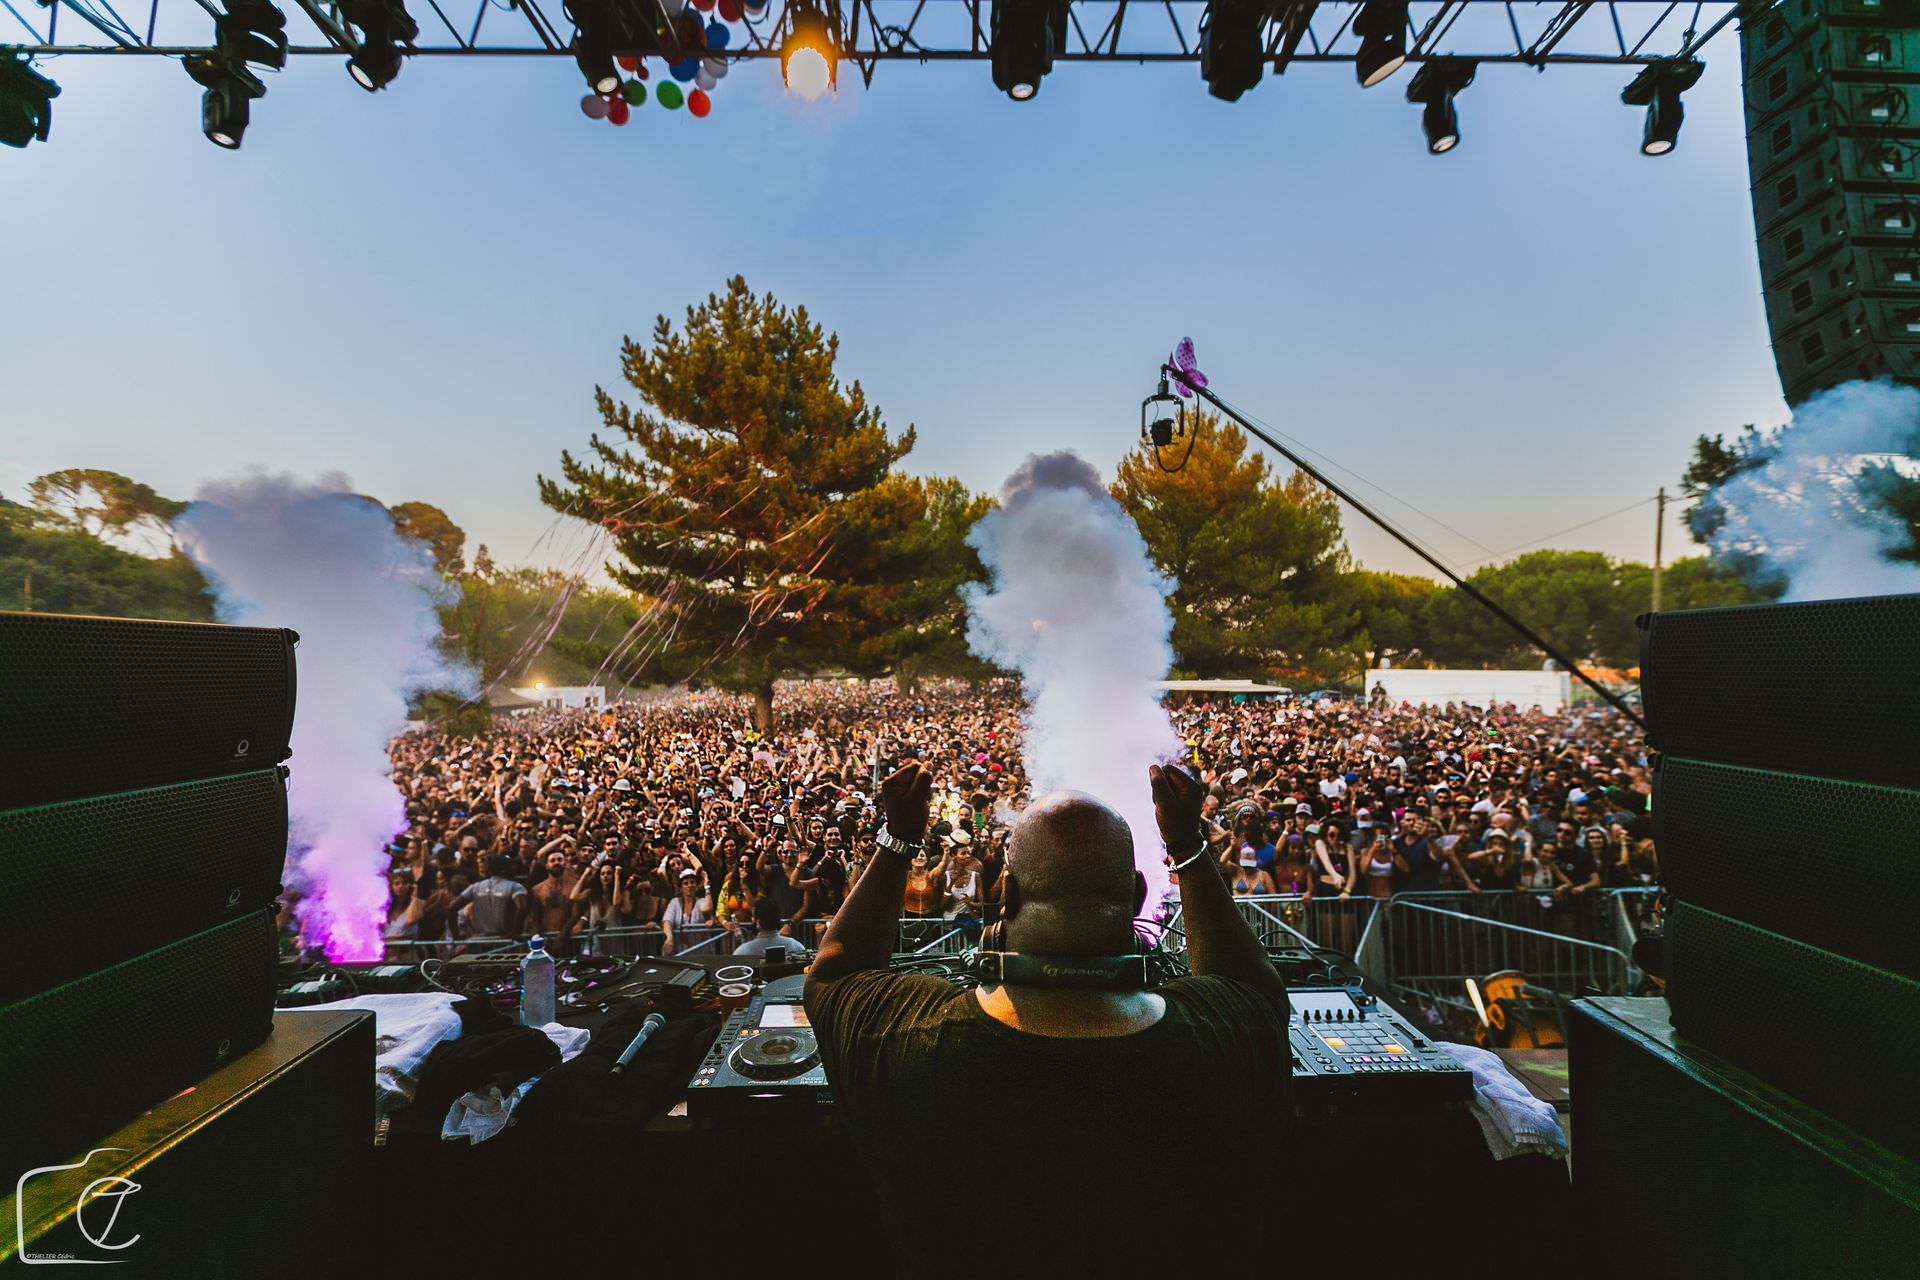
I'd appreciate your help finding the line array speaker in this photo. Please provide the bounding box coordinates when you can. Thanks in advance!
[1739,0,1920,403]
[0,610,298,808]
[0,909,279,1170]
[1637,592,1920,787]
[0,770,290,1002]
[1665,899,1920,1159]
[1654,756,1920,977]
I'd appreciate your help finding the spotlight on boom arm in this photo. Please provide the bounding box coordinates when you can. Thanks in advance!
[0,50,59,149]
[1145,339,1648,729]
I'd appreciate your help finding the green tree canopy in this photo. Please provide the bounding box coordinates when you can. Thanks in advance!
[389,501,468,576]
[0,491,212,619]
[1113,408,1354,680]
[25,468,188,551]
[538,277,947,727]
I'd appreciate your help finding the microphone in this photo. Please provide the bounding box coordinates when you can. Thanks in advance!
[609,1012,668,1077]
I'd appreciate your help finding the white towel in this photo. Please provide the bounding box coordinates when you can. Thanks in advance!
[304,993,466,1117]
[438,1020,592,1145]
[1435,1042,1568,1161]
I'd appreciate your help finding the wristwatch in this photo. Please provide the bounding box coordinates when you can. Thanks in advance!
[874,824,925,857]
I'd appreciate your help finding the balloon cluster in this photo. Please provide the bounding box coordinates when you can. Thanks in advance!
[579,0,764,124]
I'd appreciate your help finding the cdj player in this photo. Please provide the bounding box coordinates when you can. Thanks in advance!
[688,989,832,1126]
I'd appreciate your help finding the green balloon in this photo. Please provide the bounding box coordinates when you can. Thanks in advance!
[623,80,647,106]
[657,81,683,110]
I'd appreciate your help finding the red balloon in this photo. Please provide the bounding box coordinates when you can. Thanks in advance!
[616,54,638,71]
[718,0,740,18]
[636,62,650,80]
[692,0,714,9]
[687,88,711,117]
[607,96,631,125]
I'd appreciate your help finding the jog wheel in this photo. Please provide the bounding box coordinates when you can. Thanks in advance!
[729,1029,821,1080]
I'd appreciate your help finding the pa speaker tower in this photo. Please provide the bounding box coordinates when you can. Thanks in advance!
[1740,0,1920,404]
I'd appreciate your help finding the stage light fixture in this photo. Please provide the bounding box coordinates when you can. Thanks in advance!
[338,0,418,92]
[572,33,618,95]
[1199,1,1268,102]
[1404,57,1475,154]
[1353,1,1409,89]
[990,0,1065,101]
[781,3,837,99]
[1621,58,1704,156]
[184,53,266,149]
[216,0,289,71]
[0,52,59,149]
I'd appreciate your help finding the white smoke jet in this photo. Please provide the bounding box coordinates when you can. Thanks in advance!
[1707,380,1920,601]
[963,452,1181,906]
[177,473,472,961]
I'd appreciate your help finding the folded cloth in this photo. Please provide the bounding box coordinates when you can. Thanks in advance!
[305,993,464,1117]
[438,1022,589,1144]
[1435,1042,1568,1161]
[442,1078,540,1145]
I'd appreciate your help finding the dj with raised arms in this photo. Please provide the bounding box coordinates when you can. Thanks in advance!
[804,760,1291,1276]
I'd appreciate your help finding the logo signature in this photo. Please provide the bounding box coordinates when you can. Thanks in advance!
[14,1149,141,1265]
[233,738,251,758]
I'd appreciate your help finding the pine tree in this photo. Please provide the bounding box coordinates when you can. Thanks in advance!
[539,278,936,729]
[1113,408,1354,680]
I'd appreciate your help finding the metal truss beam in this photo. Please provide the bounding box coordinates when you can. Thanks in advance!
[5,1,1740,83]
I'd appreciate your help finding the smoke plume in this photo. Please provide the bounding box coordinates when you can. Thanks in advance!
[1704,380,1920,601]
[177,473,471,961]
[963,452,1181,905]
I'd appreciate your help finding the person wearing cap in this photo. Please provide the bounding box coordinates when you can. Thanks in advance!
[1229,845,1276,896]
[661,866,712,955]
[803,761,1289,1275]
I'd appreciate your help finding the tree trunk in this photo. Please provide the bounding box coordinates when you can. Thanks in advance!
[753,684,775,733]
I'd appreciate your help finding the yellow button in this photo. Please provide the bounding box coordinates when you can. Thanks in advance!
[1384,1044,1406,1054]
[1324,1038,1346,1049]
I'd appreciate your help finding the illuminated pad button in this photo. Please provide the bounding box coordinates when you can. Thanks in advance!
[1384,1044,1407,1054]
[1324,1038,1346,1049]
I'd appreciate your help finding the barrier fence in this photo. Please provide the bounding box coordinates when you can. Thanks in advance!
[377,890,1657,1010]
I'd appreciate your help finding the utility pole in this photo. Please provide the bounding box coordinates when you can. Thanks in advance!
[1652,488,1667,612]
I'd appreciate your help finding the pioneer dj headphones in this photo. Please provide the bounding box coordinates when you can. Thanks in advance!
[967,867,1153,991]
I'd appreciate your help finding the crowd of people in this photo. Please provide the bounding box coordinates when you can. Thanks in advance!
[366,679,1657,958]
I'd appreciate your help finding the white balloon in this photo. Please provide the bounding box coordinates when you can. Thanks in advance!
[705,57,729,80]
[695,67,717,91]
[580,94,610,119]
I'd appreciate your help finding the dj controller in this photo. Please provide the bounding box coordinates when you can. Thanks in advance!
[686,968,1471,1124]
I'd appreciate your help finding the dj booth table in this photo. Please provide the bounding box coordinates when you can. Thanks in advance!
[364,970,1575,1277]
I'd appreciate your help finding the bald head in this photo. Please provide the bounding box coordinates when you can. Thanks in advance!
[1003,791,1143,955]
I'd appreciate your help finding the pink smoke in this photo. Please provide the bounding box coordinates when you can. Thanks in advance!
[177,474,471,960]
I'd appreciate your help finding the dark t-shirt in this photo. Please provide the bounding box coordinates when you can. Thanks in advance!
[1555,844,1598,887]
[1394,835,1440,892]
[806,970,1291,1276]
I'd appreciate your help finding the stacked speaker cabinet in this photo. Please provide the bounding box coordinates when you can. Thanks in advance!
[1637,592,1920,1160]
[1741,0,1920,404]
[0,612,297,1168]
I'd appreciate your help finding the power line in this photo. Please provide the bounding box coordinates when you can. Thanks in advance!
[1463,494,1661,568]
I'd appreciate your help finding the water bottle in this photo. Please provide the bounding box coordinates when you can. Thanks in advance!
[520,935,556,1027]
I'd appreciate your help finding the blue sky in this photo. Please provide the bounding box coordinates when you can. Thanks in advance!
[1,22,1789,581]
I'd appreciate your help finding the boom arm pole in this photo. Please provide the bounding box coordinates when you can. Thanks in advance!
[1166,367,1646,729]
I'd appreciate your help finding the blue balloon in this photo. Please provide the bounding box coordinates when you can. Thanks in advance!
[670,58,698,82]
[705,21,730,49]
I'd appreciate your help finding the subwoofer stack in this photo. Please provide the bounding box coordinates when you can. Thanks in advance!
[0,611,298,1168]
[1638,591,1920,1157]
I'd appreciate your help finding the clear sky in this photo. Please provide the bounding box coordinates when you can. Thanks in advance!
[1,19,1791,582]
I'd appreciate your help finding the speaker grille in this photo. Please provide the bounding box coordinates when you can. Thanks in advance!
[0,910,278,1168]
[1639,593,1920,787]
[0,611,297,807]
[0,771,290,1002]
[1656,757,1920,977]
[1667,901,1920,1158]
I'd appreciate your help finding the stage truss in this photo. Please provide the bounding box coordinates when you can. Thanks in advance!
[6,2,1740,88]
